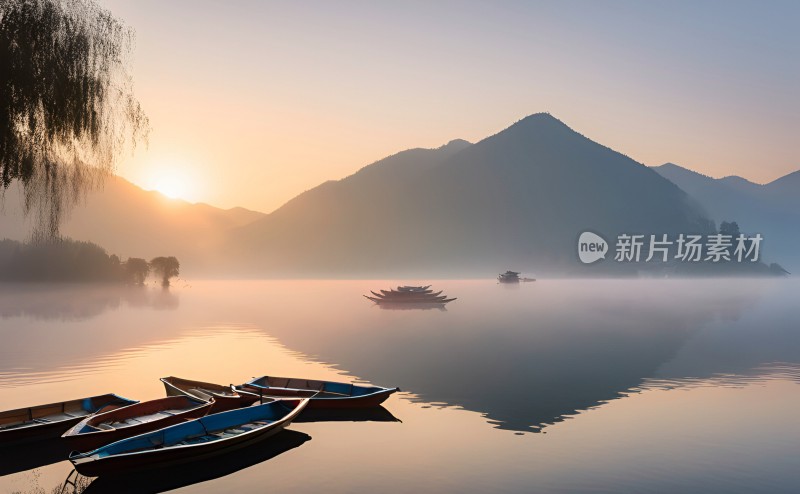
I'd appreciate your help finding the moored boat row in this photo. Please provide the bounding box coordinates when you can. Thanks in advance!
[0,373,399,477]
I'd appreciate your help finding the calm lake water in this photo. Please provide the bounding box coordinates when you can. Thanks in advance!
[1,279,799,493]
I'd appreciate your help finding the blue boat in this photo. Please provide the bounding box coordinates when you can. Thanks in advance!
[240,376,399,409]
[69,398,308,477]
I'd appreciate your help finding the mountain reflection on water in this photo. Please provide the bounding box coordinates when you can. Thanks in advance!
[1,279,799,494]
[1,279,797,435]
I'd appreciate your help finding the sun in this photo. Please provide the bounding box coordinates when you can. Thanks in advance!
[151,169,192,200]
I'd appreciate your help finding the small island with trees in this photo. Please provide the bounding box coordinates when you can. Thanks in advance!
[0,238,180,286]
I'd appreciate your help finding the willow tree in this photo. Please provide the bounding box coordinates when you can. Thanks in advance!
[150,256,179,287]
[0,0,147,239]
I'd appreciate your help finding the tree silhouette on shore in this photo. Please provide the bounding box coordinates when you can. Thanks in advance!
[150,256,180,287]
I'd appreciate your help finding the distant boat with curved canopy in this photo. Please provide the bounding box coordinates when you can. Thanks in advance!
[364,285,456,306]
[498,271,521,283]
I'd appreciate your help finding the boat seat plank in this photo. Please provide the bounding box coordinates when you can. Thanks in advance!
[134,412,172,423]
[210,431,236,439]
[186,389,213,401]
[179,435,215,446]
[0,420,39,430]
[109,417,143,428]
[40,412,78,422]
[201,387,234,397]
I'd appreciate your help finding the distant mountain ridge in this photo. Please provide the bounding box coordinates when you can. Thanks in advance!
[653,163,799,271]
[3,114,794,277]
[225,113,712,276]
[0,177,266,272]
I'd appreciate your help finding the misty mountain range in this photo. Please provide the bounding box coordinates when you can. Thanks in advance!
[1,113,797,276]
[0,177,264,272]
[652,164,799,272]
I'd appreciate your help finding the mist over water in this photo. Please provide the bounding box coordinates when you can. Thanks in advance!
[1,279,798,493]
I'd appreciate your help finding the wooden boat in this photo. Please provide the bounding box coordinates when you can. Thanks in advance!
[397,285,432,292]
[380,289,442,297]
[0,394,137,446]
[498,271,521,283]
[62,396,212,452]
[69,398,309,477]
[367,284,455,307]
[240,376,399,409]
[161,376,259,413]
[365,296,454,305]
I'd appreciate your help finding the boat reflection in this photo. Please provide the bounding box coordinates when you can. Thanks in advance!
[0,437,73,476]
[293,405,401,423]
[373,302,448,311]
[77,429,310,493]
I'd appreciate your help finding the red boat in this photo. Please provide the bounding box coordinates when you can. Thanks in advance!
[62,395,212,452]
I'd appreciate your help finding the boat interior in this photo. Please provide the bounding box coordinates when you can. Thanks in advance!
[1,399,105,431]
[84,403,296,459]
[81,398,206,432]
[247,377,382,398]
[163,377,240,400]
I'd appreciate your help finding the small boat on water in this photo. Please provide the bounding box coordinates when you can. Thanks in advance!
[380,289,443,297]
[366,285,456,306]
[498,271,521,283]
[240,376,399,409]
[0,394,137,446]
[62,395,212,452]
[161,377,259,413]
[69,398,309,477]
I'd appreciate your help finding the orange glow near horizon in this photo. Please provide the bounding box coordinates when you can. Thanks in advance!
[152,171,189,200]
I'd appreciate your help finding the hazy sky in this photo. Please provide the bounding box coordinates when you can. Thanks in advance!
[99,0,798,212]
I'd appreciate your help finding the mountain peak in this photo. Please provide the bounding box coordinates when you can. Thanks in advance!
[511,112,570,131]
[439,138,472,151]
[474,112,578,149]
[654,163,713,180]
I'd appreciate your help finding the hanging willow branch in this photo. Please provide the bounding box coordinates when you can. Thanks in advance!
[0,0,148,239]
